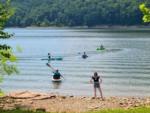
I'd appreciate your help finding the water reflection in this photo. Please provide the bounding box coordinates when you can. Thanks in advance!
[52,81,62,89]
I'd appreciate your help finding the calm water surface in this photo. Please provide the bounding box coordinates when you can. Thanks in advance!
[1,28,150,96]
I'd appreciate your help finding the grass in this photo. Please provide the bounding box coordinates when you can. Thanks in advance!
[86,107,150,113]
[0,107,150,113]
[0,109,46,113]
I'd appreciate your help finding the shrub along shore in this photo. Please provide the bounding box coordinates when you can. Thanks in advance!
[0,107,150,113]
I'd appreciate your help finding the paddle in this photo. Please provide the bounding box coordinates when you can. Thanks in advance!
[46,63,55,71]
[46,63,65,80]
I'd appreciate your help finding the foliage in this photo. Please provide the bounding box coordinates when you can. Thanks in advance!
[0,109,46,113]
[86,107,150,113]
[0,107,150,113]
[0,0,18,95]
[0,0,14,38]
[139,3,150,23]
[5,0,146,27]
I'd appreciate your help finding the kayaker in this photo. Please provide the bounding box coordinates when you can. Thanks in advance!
[48,53,51,62]
[46,63,63,79]
[90,72,104,100]
[100,45,105,50]
[82,52,88,59]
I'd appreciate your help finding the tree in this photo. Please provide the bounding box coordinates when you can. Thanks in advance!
[139,3,150,22]
[6,0,145,27]
[0,0,18,95]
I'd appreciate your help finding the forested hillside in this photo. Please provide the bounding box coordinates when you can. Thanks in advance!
[2,0,149,27]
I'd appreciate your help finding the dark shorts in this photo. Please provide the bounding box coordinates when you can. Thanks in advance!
[94,82,100,88]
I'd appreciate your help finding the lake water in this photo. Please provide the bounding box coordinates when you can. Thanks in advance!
[1,28,150,96]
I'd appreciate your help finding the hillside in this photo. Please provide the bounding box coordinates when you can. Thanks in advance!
[3,0,148,27]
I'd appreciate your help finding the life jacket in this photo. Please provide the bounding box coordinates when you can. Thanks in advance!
[53,72,61,79]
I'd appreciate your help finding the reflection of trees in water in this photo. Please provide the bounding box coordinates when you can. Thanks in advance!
[52,82,62,89]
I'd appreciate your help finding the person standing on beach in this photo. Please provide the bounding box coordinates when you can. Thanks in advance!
[90,72,104,100]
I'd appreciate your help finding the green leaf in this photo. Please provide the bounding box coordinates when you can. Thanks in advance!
[139,3,150,23]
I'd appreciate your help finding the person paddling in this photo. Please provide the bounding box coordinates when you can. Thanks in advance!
[48,53,51,62]
[90,72,104,100]
[46,63,64,79]
[82,52,88,59]
[100,45,105,50]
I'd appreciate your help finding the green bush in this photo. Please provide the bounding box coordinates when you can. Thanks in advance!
[0,107,150,113]
[86,107,150,113]
[0,109,46,113]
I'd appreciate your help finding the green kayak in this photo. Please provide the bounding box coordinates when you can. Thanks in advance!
[96,48,105,51]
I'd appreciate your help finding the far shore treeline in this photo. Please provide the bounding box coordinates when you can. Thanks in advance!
[1,0,150,27]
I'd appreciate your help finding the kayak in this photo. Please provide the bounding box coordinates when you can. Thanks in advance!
[96,48,122,52]
[41,57,63,61]
[82,55,88,59]
[51,57,63,60]
[52,78,62,82]
[96,48,105,51]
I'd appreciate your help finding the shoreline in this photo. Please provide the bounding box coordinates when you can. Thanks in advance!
[0,91,149,113]
[5,25,150,30]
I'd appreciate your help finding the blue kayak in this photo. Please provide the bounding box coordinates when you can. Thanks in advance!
[41,57,63,61]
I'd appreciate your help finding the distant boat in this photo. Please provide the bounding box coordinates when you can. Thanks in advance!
[41,57,63,61]
[96,48,105,51]
[96,45,105,51]
[82,54,88,59]
[98,48,121,52]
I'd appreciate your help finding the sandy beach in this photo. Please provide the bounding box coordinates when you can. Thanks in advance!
[0,91,149,113]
